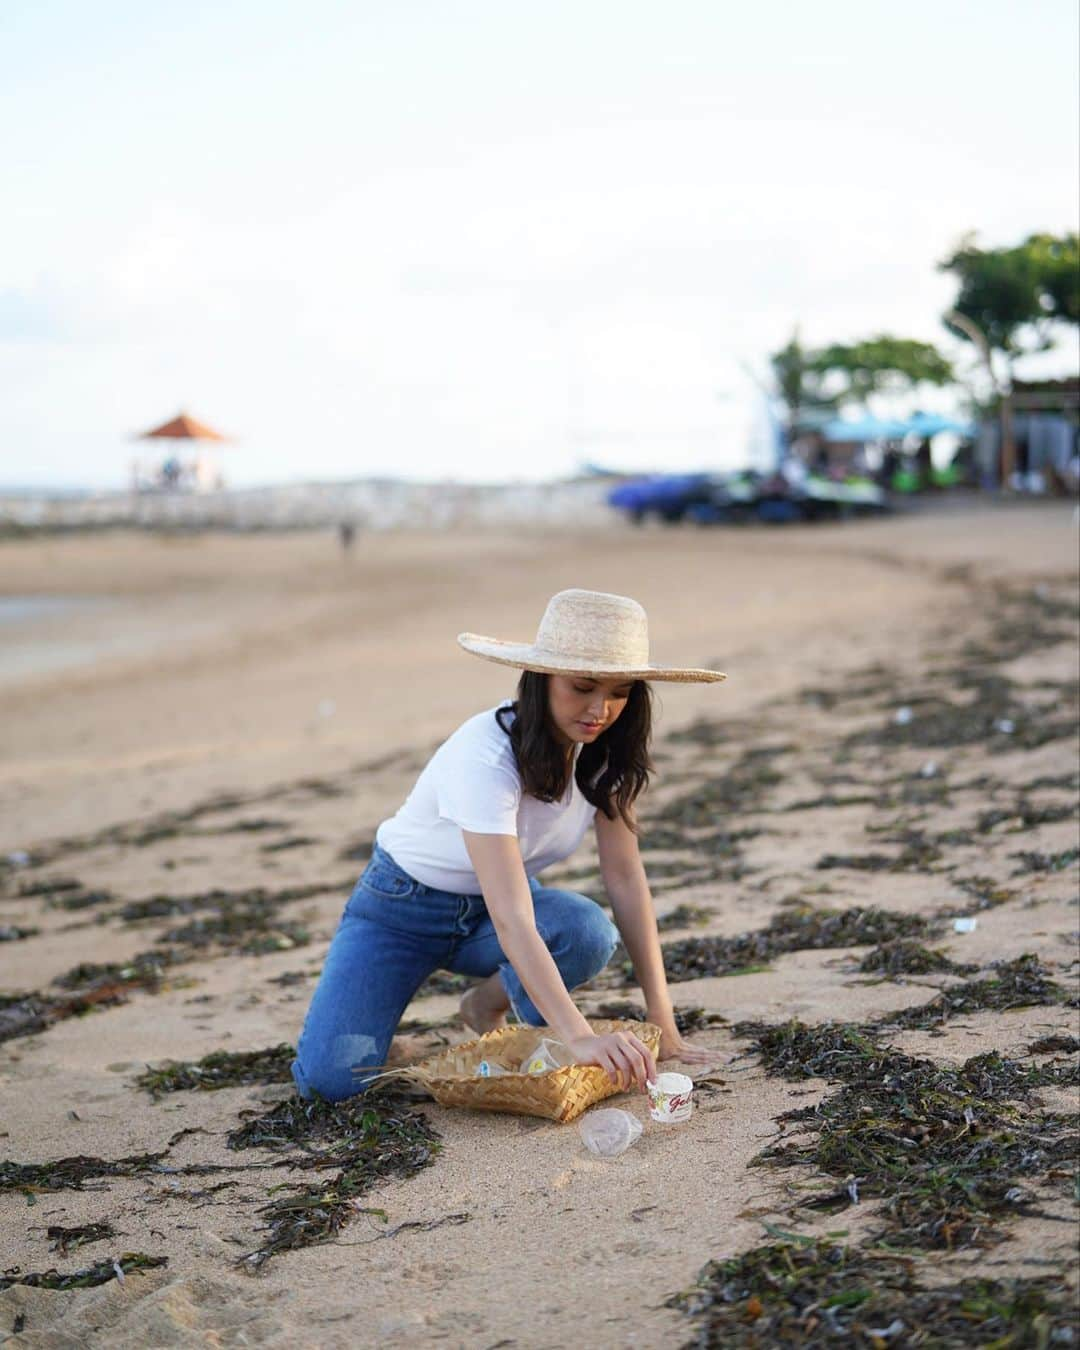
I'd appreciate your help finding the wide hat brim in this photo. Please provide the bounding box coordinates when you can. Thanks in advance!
[457,634,726,684]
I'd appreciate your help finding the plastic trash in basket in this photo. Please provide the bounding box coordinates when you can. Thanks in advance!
[475,1060,510,1077]
[520,1038,575,1074]
[579,1108,643,1158]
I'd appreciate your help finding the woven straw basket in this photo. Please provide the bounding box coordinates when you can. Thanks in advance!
[394,1018,662,1123]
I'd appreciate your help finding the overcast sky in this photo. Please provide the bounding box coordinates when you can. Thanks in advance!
[2,0,1078,488]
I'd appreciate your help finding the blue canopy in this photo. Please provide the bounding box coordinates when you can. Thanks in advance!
[822,416,910,442]
[823,411,975,442]
[904,411,975,438]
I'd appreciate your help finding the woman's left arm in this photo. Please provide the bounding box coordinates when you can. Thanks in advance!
[594,808,718,1066]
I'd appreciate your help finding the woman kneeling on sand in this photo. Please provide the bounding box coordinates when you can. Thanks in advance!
[292,589,725,1101]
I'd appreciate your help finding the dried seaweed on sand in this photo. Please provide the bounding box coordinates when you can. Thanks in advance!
[226,1087,440,1270]
[667,1238,1075,1347]
[1,1253,167,1291]
[135,1044,296,1097]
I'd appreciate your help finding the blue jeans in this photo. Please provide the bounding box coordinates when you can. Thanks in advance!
[291,843,620,1101]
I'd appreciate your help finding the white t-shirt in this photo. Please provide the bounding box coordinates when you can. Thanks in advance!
[375,704,598,893]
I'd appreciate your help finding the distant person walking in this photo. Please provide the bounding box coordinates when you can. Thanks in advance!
[291,589,726,1102]
[338,521,356,555]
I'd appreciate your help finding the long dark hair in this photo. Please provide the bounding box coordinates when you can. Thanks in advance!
[495,672,653,829]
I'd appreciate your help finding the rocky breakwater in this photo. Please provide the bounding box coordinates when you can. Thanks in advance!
[0,477,615,534]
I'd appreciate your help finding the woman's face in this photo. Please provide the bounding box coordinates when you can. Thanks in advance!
[547,674,635,748]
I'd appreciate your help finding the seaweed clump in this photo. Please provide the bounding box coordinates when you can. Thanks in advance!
[0,954,176,1044]
[589,1000,726,1035]
[656,903,714,932]
[135,1044,296,1097]
[642,825,761,855]
[10,875,112,910]
[880,954,1073,1032]
[47,1222,116,1255]
[666,716,730,748]
[0,1152,169,1195]
[12,875,84,899]
[0,1145,247,1199]
[780,791,878,813]
[118,881,336,924]
[797,666,898,710]
[632,905,931,985]
[226,1087,440,1270]
[52,949,181,992]
[667,1238,1075,1348]
[0,882,339,1044]
[844,671,1075,754]
[0,948,187,1044]
[815,830,943,873]
[1010,846,1080,876]
[0,925,39,942]
[1,1253,167,1291]
[1028,1034,1080,1055]
[733,1019,910,1083]
[671,1006,728,1034]
[959,1049,1080,1095]
[857,940,977,978]
[157,902,311,955]
[2,777,353,870]
[414,970,477,999]
[651,746,790,827]
[937,874,1018,917]
[977,799,1078,834]
[737,1019,1080,1249]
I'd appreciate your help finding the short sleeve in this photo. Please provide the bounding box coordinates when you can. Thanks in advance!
[434,733,522,836]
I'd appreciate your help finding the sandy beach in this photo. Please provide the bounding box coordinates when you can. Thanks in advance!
[1,502,1078,1347]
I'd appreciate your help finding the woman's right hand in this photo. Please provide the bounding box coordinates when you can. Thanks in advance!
[566,1029,657,1092]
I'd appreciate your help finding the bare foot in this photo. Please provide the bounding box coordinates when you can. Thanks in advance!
[385,1034,430,1066]
[459,978,509,1035]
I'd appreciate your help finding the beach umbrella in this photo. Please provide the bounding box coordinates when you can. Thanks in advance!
[137,411,230,444]
[134,411,232,489]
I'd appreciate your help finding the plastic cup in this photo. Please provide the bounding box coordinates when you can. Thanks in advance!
[646,1072,694,1124]
[519,1037,574,1074]
[579,1108,643,1157]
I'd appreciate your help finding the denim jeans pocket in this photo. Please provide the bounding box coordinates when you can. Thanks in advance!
[356,852,416,901]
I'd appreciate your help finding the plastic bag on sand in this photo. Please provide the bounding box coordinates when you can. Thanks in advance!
[578,1108,643,1158]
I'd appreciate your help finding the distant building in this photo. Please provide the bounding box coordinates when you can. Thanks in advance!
[975,378,1079,492]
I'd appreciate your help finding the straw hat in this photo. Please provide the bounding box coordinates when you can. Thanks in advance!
[458,589,726,684]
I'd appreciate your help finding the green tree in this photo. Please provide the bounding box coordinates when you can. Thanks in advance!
[940,231,1079,481]
[768,331,954,439]
[768,328,833,437]
[809,336,954,406]
[941,231,1079,356]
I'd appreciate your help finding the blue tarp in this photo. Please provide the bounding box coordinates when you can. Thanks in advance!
[606,474,710,510]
